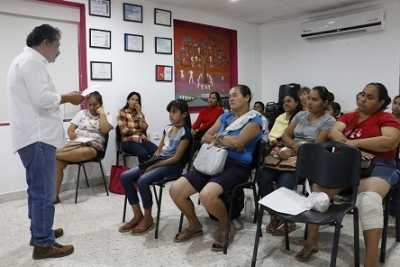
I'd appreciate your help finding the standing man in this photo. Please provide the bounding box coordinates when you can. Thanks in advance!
[7,24,84,259]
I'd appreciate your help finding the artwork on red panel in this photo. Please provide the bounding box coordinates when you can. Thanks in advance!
[174,20,238,111]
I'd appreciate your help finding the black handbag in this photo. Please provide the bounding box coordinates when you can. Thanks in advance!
[360,158,375,178]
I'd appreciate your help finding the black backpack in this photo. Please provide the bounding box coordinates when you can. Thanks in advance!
[209,188,245,221]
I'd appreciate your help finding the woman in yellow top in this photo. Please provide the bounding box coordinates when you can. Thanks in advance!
[117,92,157,163]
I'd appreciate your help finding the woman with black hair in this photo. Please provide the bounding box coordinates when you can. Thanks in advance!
[258,86,335,236]
[314,83,400,267]
[117,92,157,163]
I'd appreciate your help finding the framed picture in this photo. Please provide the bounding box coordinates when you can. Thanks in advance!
[156,65,173,82]
[89,28,111,49]
[155,37,172,55]
[90,61,112,80]
[125,34,143,52]
[123,3,142,23]
[154,8,171,27]
[89,0,111,18]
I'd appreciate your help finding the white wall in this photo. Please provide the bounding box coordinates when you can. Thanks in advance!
[0,0,260,200]
[260,1,400,112]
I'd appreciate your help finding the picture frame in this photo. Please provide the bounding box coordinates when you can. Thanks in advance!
[90,61,112,80]
[154,8,171,27]
[124,34,143,52]
[89,0,111,18]
[156,65,173,82]
[155,37,172,55]
[123,3,142,23]
[89,28,111,49]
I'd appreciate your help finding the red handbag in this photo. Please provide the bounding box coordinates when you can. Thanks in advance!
[109,165,137,194]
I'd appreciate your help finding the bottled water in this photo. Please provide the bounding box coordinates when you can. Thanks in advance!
[245,195,252,218]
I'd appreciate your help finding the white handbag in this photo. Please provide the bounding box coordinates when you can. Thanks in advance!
[193,139,227,176]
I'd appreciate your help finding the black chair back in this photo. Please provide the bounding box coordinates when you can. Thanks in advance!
[250,139,263,171]
[115,125,122,146]
[296,141,361,189]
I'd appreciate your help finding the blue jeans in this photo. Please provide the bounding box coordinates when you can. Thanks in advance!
[257,166,298,198]
[120,165,182,209]
[18,142,56,247]
[121,141,158,163]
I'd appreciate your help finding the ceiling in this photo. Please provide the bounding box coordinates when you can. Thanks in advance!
[145,0,390,25]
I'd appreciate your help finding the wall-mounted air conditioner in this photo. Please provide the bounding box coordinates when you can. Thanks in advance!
[301,8,385,40]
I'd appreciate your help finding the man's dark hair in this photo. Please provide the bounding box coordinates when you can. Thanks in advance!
[26,24,61,47]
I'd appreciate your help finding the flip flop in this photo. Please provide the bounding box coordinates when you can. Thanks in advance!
[131,222,156,236]
[211,234,234,252]
[173,228,203,243]
[295,246,319,262]
[119,222,137,233]
[272,222,296,236]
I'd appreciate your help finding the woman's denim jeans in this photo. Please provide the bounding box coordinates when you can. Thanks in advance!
[120,165,182,209]
[18,142,56,246]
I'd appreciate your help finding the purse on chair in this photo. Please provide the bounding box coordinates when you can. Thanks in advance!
[193,137,227,176]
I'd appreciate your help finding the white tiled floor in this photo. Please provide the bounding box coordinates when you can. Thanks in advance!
[0,185,399,267]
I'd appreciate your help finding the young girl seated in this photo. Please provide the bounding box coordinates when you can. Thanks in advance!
[119,99,192,235]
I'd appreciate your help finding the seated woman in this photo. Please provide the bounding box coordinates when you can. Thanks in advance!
[55,91,113,203]
[253,101,269,143]
[268,93,302,149]
[119,99,192,235]
[326,101,342,119]
[299,83,400,266]
[117,92,157,163]
[191,92,224,151]
[169,85,262,252]
[257,86,336,236]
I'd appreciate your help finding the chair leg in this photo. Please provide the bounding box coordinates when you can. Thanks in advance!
[353,208,360,267]
[123,156,127,167]
[396,186,400,242]
[251,205,264,267]
[75,165,81,204]
[303,224,308,240]
[283,220,290,250]
[223,190,235,254]
[330,218,343,267]
[116,152,119,166]
[380,194,390,263]
[178,212,184,233]
[252,185,258,224]
[122,196,128,223]
[82,164,89,188]
[98,162,109,196]
[152,184,163,239]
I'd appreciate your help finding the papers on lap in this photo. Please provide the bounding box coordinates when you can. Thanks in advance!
[67,137,94,143]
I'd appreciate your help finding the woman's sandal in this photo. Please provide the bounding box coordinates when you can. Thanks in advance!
[173,228,203,243]
[131,222,156,236]
[295,246,319,262]
[266,216,281,234]
[211,235,234,252]
[119,222,137,233]
[271,222,296,236]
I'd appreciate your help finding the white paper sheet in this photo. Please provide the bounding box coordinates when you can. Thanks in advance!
[67,137,94,143]
[258,187,308,215]
[81,84,104,96]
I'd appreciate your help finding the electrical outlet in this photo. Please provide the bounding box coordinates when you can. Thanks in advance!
[153,133,160,140]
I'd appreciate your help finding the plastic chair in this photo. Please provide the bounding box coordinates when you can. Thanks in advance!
[70,134,110,204]
[380,183,400,263]
[251,141,361,267]
[151,140,195,239]
[115,125,137,167]
[115,125,139,223]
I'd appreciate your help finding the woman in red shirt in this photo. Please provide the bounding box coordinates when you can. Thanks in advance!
[297,83,400,267]
[191,92,224,150]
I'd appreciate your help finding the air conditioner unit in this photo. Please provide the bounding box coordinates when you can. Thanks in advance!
[301,9,385,40]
